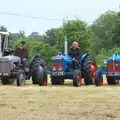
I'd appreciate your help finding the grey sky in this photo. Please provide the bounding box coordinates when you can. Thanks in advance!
[0,0,119,35]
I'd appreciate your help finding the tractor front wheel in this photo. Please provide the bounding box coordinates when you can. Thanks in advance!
[73,70,82,87]
[94,69,103,86]
[1,77,15,85]
[17,69,26,86]
[107,77,119,85]
[1,77,10,85]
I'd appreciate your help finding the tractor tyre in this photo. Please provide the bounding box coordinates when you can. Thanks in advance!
[8,79,15,85]
[107,77,119,85]
[113,80,119,85]
[94,69,103,86]
[1,77,15,85]
[36,66,47,86]
[17,69,26,86]
[83,72,92,85]
[32,75,38,84]
[73,70,82,87]
[43,74,48,86]
[51,76,64,85]
[83,54,97,85]
[1,77,10,85]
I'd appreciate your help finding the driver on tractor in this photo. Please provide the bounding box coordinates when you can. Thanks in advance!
[69,41,81,70]
[14,41,28,66]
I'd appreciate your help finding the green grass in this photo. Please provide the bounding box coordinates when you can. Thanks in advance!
[0,79,120,120]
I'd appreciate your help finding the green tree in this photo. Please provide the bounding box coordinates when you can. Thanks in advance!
[44,28,58,46]
[56,19,93,52]
[0,26,7,32]
[91,11,120,53]
[29,32,45,41]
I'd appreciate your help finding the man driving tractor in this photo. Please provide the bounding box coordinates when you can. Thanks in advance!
[14,41,28,67]
[69,41,81,69]
[14,41,28,59]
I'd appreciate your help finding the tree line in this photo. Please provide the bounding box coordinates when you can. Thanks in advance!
[1,10,120,67]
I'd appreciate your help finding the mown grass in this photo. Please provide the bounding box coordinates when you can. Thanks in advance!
[0,78,120,120]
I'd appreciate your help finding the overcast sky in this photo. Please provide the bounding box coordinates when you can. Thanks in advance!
[0,0,119,35]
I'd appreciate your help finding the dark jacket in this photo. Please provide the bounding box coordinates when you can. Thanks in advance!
[14,47,28,59]
[68,47,81,59]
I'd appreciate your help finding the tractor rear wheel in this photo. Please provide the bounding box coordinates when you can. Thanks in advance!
[35,67,47,86]
[73,70,82,87]
[32,67,47,86]
[32,75,38,84]
[83,72,92,85]
[83,54,97,85]
[94,69,103,86]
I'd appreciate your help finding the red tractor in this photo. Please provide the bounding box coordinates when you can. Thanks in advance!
[94,52,120,86]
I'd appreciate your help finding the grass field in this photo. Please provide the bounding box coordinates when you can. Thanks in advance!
[0,78,120,120]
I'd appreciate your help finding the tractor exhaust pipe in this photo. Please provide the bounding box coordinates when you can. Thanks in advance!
[64,35,68,55]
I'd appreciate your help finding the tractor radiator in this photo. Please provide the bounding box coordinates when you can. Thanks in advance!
[108,61,120,72]
[0,58,13,74]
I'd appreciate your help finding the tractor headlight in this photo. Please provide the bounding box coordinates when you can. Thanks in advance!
[58,67,62,71]
[52,62,57,71]
[52,66,57,71]
[58,62,62,72]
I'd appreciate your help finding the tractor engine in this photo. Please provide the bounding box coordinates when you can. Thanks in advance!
[0,55,21,76]
[51,54,73,76]
[51,53,74,85]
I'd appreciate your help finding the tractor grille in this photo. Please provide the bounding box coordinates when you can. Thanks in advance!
[0,59,13,74]
[108,61,120,72]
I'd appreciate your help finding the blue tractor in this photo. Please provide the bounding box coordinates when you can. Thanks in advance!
[95,52,120,86]
[50,40,98,86]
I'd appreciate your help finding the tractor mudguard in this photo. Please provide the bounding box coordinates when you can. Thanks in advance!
[80,53,90,65]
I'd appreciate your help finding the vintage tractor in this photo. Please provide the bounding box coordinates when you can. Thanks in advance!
[0,32,27,86]
[50,38,98,86]
[95,52,120,86]
[0,32,47,86]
